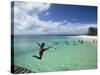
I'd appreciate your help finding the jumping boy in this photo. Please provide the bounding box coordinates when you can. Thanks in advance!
[33,42,51,60]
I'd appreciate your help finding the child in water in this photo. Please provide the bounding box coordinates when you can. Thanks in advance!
[33,42,51,60]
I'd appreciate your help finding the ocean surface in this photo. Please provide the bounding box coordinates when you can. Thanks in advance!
[12,35,97,72]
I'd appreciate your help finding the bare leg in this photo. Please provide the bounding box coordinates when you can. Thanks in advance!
[39,53,43,59]
[33,53,43,60]
[33,55,41,59]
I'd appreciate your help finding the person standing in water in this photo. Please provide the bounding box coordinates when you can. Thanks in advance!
[33,42,51,60]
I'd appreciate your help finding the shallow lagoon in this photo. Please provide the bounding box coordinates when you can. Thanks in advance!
[13,35,97,72]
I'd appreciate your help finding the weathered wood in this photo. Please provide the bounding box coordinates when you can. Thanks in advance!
[11,65,32,74]
[20,69,28,73]
[15,67,24,74]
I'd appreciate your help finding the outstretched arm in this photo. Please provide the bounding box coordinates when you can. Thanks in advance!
[45,46,51,50]
[37,42,41,47]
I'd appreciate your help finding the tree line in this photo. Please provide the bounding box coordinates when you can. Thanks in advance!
[87,27,97,36]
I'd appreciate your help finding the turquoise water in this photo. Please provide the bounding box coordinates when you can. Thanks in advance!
[12,35,97,72]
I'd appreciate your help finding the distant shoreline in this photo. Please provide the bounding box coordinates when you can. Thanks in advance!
[77,35,97,41]
[12,35,97,40]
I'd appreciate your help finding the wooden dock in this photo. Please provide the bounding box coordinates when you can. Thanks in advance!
[11,65,34,74]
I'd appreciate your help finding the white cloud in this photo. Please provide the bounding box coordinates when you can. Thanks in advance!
[14,2,51,14]
[13,2,97,35]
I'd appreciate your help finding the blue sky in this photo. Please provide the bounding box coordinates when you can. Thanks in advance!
[39,4,97,24]
[13,2,97,35]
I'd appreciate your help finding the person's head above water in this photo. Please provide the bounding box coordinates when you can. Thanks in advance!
[41,43,45,47]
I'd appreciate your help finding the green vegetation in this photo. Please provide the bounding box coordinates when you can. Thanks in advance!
[88,27,97,36]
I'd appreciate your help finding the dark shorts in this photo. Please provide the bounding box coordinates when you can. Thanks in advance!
[40,50,45,55]
[39,51,43,55]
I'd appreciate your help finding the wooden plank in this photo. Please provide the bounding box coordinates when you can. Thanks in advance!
[19,69,27,73]
[12,65,33,74]
[15,68,24,74]
[14,67,21,72]
[24,70,32,73]
[14,65,19,71]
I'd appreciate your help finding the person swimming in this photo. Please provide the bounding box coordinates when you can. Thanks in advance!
[73,41,76,45]
[78,39,83,44]
[93,40,95,43]
[33,42,51,60]
[80,40,83,44]
[65,41,69,45]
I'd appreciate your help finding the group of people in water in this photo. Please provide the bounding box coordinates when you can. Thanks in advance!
[64,40,83,46]
[33,39,97,60]
[93,39,97,43]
